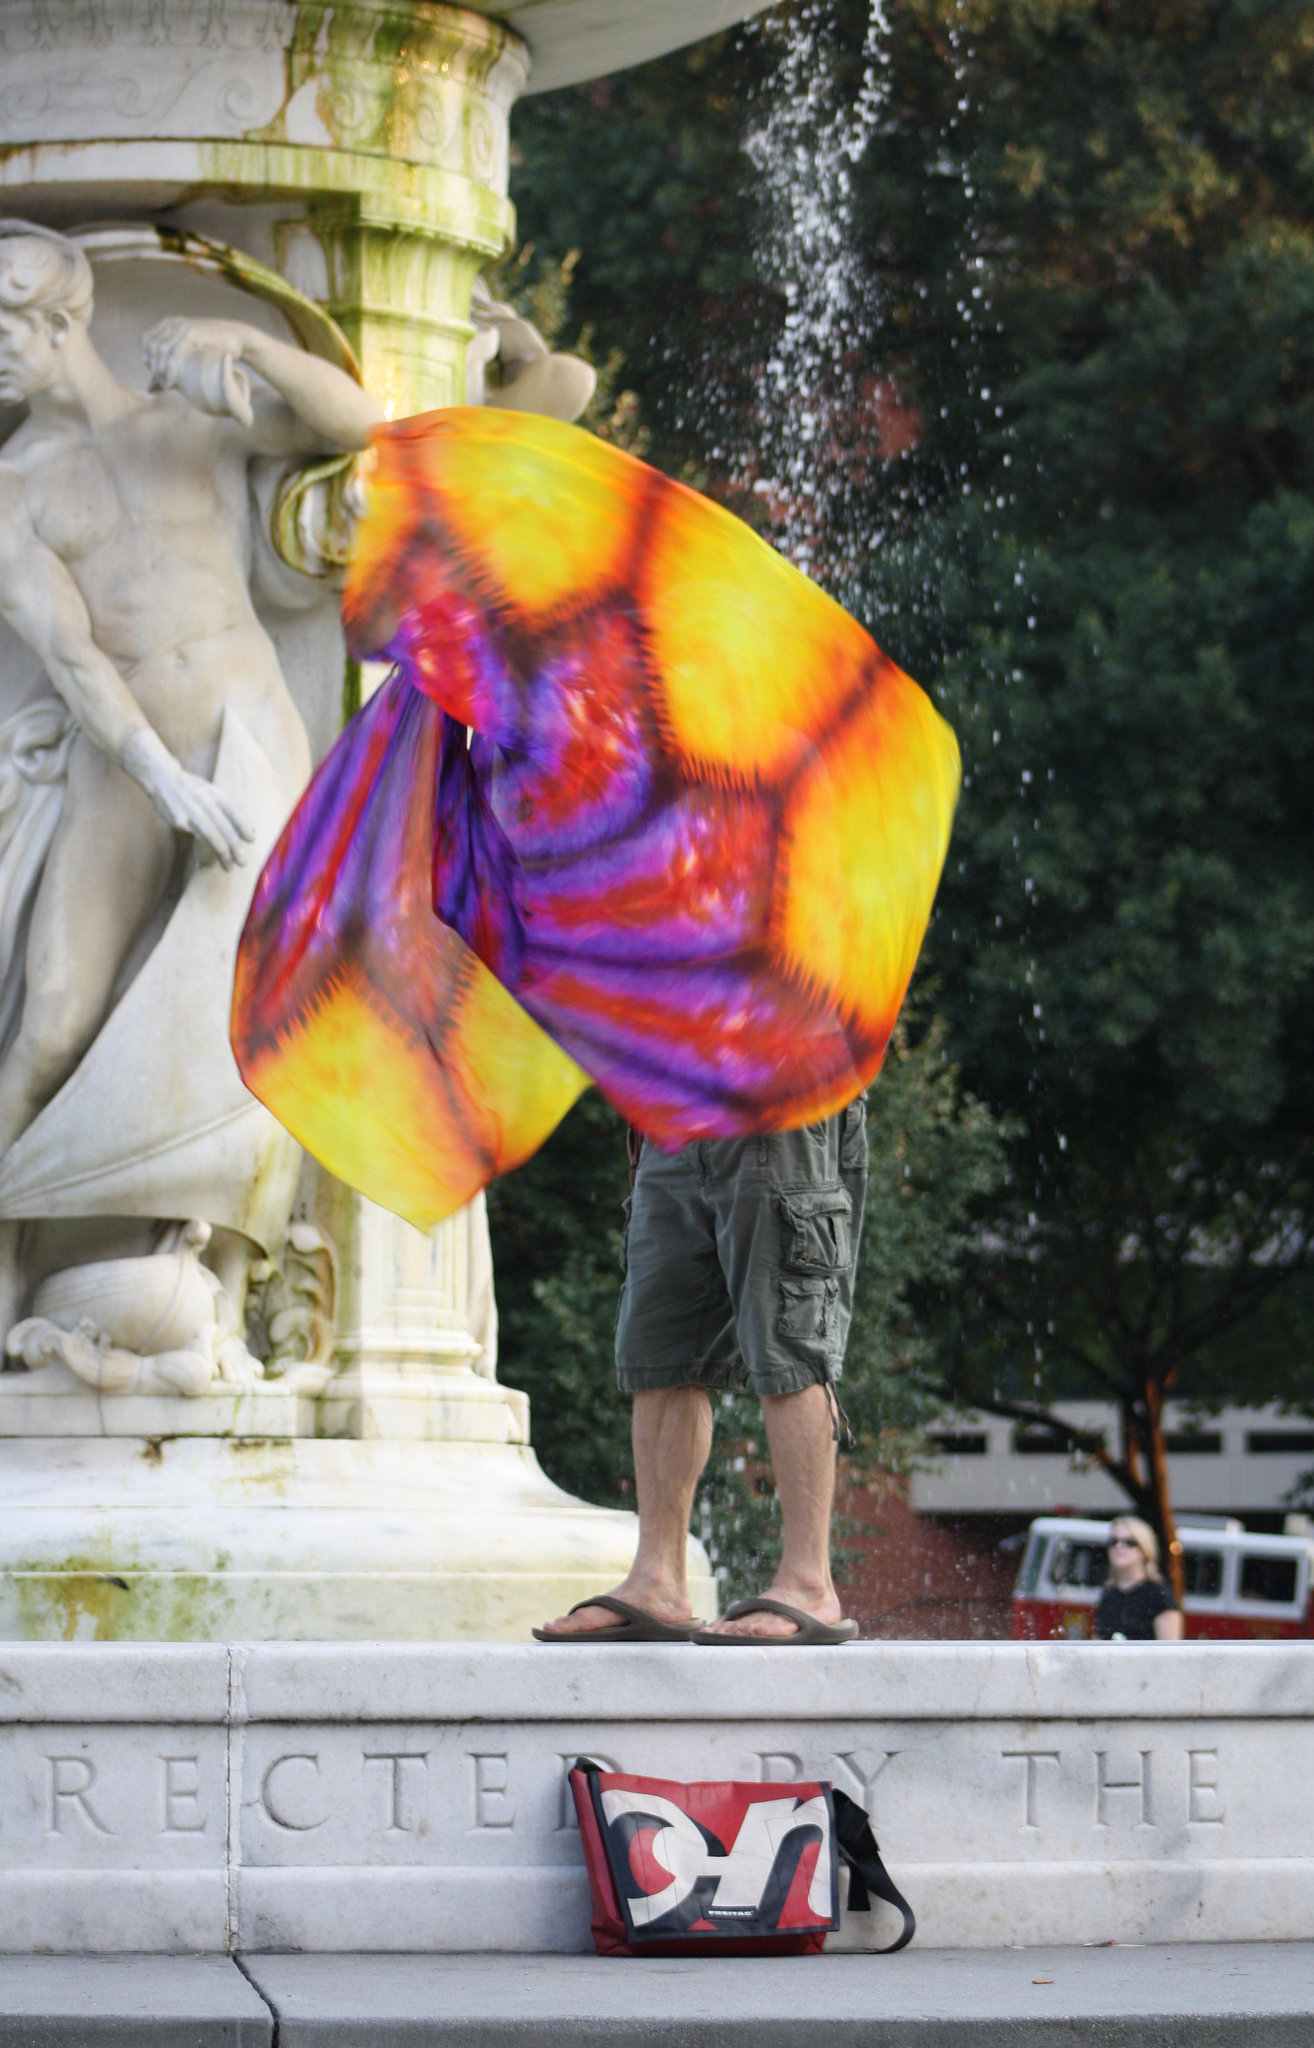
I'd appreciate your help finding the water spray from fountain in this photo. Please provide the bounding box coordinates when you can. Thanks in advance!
[738,0,893,600]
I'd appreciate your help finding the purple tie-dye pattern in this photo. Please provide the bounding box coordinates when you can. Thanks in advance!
[242,674,487,1082]
[512,787,778,965]
[433,718,526,989]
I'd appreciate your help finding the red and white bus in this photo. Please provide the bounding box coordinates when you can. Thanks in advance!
[1011,1516,1314,1640]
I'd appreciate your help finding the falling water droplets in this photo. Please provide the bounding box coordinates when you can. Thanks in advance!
[735,0,893,602]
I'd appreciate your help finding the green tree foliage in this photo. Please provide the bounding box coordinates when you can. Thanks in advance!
[505,35,773,478]
[503,0,1314,1589]
[487,1092,633,1511]
[854,0,1314,1583]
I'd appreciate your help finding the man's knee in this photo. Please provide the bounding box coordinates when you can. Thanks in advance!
[759,1378,834,1415]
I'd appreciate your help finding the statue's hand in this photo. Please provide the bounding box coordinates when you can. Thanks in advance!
[143,316,255,428]
[120,726,255,870]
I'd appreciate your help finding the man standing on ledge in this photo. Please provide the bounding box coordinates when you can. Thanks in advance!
[537,1102,867,1643]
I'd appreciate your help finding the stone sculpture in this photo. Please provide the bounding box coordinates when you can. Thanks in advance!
[466,274,596,422]
[0,0,747,1647]
[0,219,380,1394]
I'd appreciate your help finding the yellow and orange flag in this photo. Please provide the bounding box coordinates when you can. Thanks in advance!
[233,410,960,1229]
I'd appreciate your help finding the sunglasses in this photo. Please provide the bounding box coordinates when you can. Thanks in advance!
[1107,1536,1140,1551]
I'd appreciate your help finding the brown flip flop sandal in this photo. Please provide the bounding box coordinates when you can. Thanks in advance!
[693,1597,860,1645]
[532,1594,704,1643]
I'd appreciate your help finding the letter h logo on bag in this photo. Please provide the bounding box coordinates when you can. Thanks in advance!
[574,1766,839,1950]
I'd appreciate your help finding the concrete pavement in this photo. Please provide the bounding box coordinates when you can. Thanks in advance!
[1,1944,1312,2046]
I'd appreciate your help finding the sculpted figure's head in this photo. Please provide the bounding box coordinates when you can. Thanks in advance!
[0,222,94,402]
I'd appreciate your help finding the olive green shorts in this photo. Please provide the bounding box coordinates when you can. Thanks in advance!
[614,1099,868,1399]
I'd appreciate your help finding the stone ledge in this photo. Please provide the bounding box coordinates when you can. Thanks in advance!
[226,1640,1314,1723]
[3,1640,1308,1725]
[0,1644,229,1723]
[0,1643,1309,1953]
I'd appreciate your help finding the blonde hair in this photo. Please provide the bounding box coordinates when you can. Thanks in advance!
[0,223,93,327]
[1110,1514,1162,1581]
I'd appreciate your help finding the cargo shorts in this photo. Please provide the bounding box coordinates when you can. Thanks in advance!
[614,1098,868,1399]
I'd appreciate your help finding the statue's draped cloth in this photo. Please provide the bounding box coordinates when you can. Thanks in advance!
[232,409,961,1233]
[0,713,300,1250]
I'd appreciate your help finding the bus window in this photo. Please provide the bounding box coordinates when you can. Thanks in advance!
[1239,1554,1299,1606]
[1049,1541,1108,1591]
[1182,1550,1223,1598]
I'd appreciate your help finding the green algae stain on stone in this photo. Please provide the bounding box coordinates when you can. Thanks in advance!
[246,0,525,178]
[6,1562,241,1643]
[12,1561,132,1642]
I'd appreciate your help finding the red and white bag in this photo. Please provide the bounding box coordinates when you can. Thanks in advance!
[569,1759,915,1959]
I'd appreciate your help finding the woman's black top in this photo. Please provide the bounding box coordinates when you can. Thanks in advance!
[1094,1578,1179,1640]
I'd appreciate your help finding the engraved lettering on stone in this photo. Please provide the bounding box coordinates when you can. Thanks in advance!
[469,1752,515,1830]
[1187,1749,1226,1825]
[364,1751,428,1834]
[831,1749,899,1810]
[1095,1750,1154,1828]
[260,1753,328,1832]
[1002,1750,1061,1831]
[46,1754,113,1835]
[757,1751,804,1782]
[160,1754,207,1833]
[556,1753,619,1832]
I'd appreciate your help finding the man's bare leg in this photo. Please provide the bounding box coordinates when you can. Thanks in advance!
[0,740,173,1155]
[700,1381,845,1638]
[540,1384,713,1635]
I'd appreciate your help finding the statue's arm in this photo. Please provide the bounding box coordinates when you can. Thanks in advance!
[144,318,384,454]
[0,469,148,759]
[0,469,253,870]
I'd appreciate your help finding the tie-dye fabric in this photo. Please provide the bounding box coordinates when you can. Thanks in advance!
[232,408,960,1230]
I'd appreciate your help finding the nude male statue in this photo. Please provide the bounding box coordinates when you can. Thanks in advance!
[0,221,382,1331]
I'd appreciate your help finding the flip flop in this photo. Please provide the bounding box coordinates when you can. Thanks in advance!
[693,1598,860,1645]
[532,1595,704,1643]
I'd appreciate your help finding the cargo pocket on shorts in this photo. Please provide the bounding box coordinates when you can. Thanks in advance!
[779,1184,853,1274]
[777,1275,842,1348]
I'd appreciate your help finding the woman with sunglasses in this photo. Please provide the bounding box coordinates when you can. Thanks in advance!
[1094,1516,1185,1641]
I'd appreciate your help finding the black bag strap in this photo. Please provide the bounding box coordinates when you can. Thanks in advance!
[831,1789,916,1952]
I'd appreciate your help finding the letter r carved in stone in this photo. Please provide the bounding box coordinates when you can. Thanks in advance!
[46,1755,113,1836]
